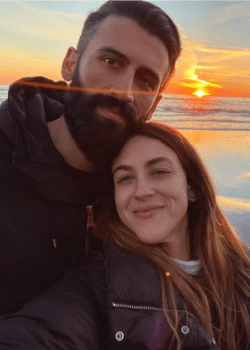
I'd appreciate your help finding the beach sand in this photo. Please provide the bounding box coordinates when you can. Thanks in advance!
[180,129,250,245]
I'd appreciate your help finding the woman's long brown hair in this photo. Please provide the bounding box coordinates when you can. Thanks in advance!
[94,122,250,350]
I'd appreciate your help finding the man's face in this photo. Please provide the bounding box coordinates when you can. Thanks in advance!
[76,16,169,122]
[62,16,170,166]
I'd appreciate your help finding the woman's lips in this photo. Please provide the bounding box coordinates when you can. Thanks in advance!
[133,206,164,219]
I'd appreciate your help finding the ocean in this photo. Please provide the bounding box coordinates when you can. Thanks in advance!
[0,84,9,104]
[154,93,250,131]
[1,84,250,243]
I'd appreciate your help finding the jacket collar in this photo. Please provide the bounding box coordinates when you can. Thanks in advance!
[105,243,162,307]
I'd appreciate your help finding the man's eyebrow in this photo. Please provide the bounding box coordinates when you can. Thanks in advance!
[98,46,130,64]
[98,46,160,87]
[113,157,174,176]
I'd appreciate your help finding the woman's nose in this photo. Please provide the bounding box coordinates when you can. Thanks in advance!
[134,178,155,200]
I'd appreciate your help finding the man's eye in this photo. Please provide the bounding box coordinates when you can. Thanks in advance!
[105,58,119,67]
[139,76,154,90]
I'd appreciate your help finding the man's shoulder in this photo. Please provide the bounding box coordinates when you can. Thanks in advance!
[32,255,106,316]
[0,100,16,143]
[44,255,105,296]
[74,255,106,289]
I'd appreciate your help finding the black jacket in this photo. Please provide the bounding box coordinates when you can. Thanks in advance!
[0,243,226,349]
[0,77,102,315]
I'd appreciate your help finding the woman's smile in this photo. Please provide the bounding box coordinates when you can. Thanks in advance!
[133,205,165,219]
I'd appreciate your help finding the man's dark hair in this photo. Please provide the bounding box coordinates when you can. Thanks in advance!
[76,1,181,91]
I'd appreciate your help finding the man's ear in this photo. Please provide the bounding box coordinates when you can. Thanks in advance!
[187,185,196,202]
[147,94,162,120]
[61,47,79,81]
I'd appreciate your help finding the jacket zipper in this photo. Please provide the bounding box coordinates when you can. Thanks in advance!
[112,303,217,345]
[112,302,192,316]
[112,302,162,311]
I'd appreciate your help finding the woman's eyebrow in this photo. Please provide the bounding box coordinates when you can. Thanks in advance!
[113,165,133,176]
[146,157,174,168]
[113,157,174,175]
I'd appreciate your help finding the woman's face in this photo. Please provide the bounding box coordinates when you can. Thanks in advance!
[112,135,195,257]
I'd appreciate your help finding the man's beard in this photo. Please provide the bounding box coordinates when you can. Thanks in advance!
[62,80,139,168]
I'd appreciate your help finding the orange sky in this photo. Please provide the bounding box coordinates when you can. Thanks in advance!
[0,1,249,98]
[166,44,250,97]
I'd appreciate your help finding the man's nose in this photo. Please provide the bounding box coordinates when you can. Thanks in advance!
[111,73,135,104]
[134,178,154,200]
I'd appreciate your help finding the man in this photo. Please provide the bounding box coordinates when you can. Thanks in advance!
[0,1,181,315]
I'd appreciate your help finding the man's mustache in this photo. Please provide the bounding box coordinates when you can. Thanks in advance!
[63,89,137,127]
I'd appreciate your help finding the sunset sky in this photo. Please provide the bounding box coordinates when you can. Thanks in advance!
[0,1,249,97]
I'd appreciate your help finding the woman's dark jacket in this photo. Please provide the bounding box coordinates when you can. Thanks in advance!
[0,77,102,315]
[0,243,229,350]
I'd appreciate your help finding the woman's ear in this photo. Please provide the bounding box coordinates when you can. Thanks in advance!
[187,185,196,202]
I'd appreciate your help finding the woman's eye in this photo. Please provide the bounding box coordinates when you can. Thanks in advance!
[116,175,133,184]
[152,170,168,176]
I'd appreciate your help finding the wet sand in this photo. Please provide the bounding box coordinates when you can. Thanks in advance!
[179,129,250,245]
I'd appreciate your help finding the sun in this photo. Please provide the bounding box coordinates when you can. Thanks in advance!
[194,90,206,98]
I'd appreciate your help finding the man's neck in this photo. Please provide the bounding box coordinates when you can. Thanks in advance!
[47,115,94,172]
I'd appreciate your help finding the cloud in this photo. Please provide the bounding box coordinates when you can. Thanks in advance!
[194,44,250,57]
[170,10,250,96]
[195,65,224,71]
[180,77,222,89]
[238,172,250,181]
[0,2,86,45]
[191,44,250,92]
[175,27,199,81]
[173,27,219,93]
[217,196,250,212]
[172,28,250,94]
[213,2,250,24]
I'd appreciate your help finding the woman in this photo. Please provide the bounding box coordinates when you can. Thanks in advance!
[0,122,249,350]
[95,122,250,349]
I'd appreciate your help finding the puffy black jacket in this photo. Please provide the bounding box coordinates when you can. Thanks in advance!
[0,243,230,349]
[0,77,102,315]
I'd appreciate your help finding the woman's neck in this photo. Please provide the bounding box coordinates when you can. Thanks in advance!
[169,233,193,261]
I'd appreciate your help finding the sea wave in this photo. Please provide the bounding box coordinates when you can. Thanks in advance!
[158,106,250,117]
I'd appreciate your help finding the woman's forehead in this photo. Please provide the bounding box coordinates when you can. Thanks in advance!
[112,135,181,170]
